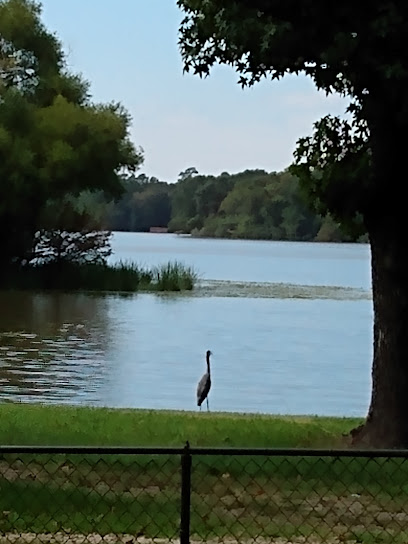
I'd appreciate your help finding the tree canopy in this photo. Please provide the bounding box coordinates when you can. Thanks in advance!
[82,167,357,243]
[168,168,346,241]
[178,0,408,447]
[0,0,143,266]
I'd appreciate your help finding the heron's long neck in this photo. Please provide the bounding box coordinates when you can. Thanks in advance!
[206,354,211,375]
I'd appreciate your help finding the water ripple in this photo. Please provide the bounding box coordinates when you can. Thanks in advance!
[0,325,106,405]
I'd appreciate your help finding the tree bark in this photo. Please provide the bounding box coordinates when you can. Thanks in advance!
[351,216,408,448]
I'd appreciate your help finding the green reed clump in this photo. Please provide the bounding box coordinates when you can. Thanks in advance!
[2,260,197,293]
[152,261,198,291]
[2,261,147,292]
[102,260,153,291]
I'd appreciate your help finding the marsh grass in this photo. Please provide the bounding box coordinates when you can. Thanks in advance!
[0,405,405,541]
[152,261,198,291]
[1,260,197,293]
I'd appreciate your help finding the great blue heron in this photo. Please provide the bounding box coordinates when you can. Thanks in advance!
[197,350,212,412]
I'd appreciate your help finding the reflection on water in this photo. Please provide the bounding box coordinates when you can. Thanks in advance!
[0,292,111,404]
[0,236,373,416]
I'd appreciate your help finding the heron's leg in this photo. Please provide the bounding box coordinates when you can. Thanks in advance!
[206,397,209,412]
[199,405,202,412]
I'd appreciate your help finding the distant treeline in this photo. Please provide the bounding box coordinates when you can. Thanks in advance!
[81,168,368,243]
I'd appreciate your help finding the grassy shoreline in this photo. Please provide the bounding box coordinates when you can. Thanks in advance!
[0,403,360,447]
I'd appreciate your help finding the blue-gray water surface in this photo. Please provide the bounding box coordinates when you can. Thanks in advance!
[0,233,373,416]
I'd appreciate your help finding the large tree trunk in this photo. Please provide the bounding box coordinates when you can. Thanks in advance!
[351,216,408,448]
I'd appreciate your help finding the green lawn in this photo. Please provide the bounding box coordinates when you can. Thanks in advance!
[0,405,406,543]
[0,403,359,447]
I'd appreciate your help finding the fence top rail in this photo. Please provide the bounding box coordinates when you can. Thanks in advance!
[1,445,408,457]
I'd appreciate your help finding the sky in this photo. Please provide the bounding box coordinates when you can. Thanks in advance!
[39,0,350,183]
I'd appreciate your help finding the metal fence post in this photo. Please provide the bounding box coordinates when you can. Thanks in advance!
[180,440,192,544]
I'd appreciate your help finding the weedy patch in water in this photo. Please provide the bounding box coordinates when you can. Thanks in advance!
[0,261,198,293]
[152,261,198,291]
[194,280,372,301]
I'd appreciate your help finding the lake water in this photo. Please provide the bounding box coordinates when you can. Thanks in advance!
[0,233,373,417]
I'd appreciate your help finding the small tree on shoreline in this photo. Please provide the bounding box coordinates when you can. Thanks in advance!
[0,0,143,268]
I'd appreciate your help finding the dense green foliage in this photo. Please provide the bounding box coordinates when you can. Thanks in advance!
[167,168,363,241]
[82,169,366,242]
[87,169,365,242]
[105,174,172,232]
[0,0,143,269]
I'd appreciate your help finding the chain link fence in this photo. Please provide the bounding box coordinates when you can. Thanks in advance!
[0,445,408,543]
